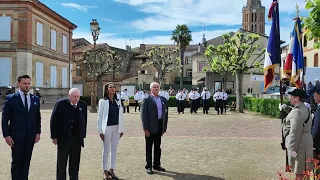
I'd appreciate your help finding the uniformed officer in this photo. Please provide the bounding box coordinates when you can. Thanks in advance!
[213,89,223,114]
[222,89,228,113]
[188,89,200,114]
[175,89,186,114]
[201,87,211,114]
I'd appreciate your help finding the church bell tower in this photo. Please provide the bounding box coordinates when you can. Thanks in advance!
[242,0,266,35]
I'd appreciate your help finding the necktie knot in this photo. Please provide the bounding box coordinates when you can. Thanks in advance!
[24,93,28,96]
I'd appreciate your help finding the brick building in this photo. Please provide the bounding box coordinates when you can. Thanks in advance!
[0,0,77,102]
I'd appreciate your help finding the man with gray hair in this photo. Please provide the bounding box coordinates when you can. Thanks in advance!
[50,88,88,180]
[141,82,168,174]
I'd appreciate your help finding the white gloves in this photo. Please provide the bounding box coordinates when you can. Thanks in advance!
[279,104,288,111]
[289,151,297,158]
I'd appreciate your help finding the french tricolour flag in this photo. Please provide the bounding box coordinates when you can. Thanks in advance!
[264,0,280,92]
[284,17,304,88]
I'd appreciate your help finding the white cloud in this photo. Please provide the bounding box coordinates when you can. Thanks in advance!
[60,3,97,13]
[113,0,306,32]
[73,28,239,49]
[113,0,168,6]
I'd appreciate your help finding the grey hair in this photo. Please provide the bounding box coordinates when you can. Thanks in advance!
[69,88,80,95]
[150,82,160,89]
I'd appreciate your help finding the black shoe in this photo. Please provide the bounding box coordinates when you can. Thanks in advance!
[153,166,166,172]
[146,168,153,174]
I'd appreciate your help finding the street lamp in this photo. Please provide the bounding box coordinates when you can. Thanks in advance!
[90,19,100,113]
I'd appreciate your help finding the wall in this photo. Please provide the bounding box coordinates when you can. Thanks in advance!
[32,54,69,88]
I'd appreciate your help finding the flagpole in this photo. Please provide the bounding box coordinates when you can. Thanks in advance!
[295,4,305,90]
[276,1,283,105]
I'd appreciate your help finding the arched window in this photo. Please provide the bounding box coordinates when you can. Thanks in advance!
[255,24,257,32]
[251,24,254,31]
[255,13,257,22]
[251,13,254,22]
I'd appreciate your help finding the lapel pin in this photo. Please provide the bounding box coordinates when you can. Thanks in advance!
[34,102,36,105]
[79,108,82,111]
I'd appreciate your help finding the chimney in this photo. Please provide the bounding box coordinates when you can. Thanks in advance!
[198,43,201,52]
[140,44,146,53]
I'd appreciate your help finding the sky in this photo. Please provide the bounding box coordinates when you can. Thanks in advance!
[41,0,308,49]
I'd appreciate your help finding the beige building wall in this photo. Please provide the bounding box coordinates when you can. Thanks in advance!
[32,54,69,87]
[303,35,320,67]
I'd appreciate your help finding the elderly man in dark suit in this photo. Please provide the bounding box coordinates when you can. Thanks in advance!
[2,75,41,180]
[141,82,168,174]
[50,88,87,180]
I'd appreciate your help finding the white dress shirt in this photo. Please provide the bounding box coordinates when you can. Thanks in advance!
[222,92,228,100]
[19,90,31,110]
[175,92,186,100]
[201,91,211,100]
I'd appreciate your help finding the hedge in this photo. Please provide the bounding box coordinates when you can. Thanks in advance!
[80,95,288,118]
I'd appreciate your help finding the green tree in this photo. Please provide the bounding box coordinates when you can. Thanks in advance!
[143,46,180,88]
[304,0,320,48]
[82,47,122,99]
[171,24,192,88]
[205,32,265,113]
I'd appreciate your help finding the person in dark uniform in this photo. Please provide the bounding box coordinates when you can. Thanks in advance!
[201,87,211,114]
[50,88,88,180]
[2,75,41,180]
[222,89,228,113]
[214,89,223,114]
[6,86,13,95]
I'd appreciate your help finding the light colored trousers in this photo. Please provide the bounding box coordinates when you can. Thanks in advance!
[103,125,120,170]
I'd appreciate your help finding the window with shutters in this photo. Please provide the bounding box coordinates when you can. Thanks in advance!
[62,35,67,54]
[36,62,43,87]
[50,66,57,87]
[61,67,68,88]
[198,61,205,72]
[50,29,57,50]
[0,58,12,86]
[315,53,319,67]
[0,17,11,41]
[36,22,43,46]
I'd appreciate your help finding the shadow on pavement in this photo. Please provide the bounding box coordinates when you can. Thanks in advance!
[155,170,225,180]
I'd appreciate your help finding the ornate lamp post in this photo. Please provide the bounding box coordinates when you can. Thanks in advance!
[90,19,100,113]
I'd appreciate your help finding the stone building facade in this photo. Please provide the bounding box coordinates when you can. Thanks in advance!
[0,0,76,102]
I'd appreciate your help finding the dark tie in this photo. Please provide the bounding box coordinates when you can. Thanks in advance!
[24,93,28,112]
[205,92,207,99]
[73,104,77,108]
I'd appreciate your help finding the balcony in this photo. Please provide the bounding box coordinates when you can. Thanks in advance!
[174,77,192,82]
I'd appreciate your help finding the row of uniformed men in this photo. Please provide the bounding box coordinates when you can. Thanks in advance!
[175,88,228,114]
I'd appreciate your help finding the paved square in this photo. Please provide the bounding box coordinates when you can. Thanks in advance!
[0,106,285,180]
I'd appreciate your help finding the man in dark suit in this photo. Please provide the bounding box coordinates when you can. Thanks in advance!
[2,75,41,180]
[312,86,320,160]
[141,82,168,174]
[50,88,87,180]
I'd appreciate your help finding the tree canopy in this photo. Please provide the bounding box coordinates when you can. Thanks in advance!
[304,0,320,48]
[143,46,180,87]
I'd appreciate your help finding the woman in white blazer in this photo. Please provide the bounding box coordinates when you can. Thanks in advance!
[98,83,124,180]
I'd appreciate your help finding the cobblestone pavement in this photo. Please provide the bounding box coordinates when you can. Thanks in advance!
[0,106,285,180]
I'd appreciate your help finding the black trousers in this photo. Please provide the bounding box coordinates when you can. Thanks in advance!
[222,100,227,113]
[177,100,184,113]
[203,99,209,114]
[135,100,140,112]
[215,99,223,114]
[11,135,35,180]
[56,136,82,180]
[190,100,197,113]
[145,120,163,169]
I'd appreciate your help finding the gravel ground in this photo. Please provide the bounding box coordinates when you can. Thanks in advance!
[0,106,285,180]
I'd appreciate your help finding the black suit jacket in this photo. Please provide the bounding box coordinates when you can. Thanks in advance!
[2,92,41,139]
[312,105,320,148]
[141,95,168,134]
[50,99,87,147]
